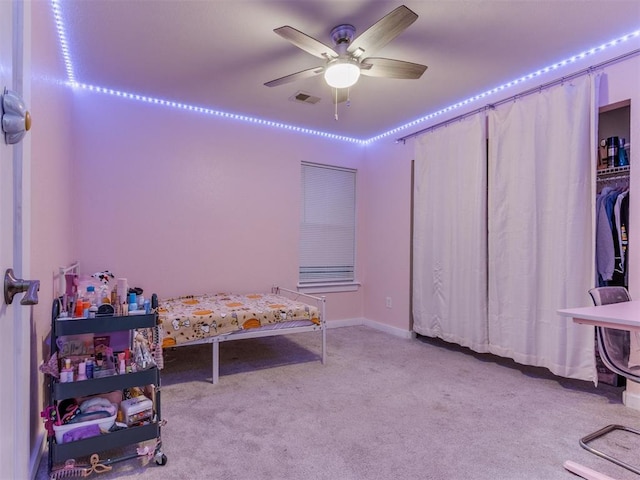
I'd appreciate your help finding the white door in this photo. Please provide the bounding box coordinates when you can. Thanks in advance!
[1,1,31,479]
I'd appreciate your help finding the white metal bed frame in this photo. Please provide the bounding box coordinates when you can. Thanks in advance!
[163,286,326,384]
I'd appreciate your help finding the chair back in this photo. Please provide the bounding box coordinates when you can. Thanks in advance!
[588,286,631,306]
[588,286,640,383]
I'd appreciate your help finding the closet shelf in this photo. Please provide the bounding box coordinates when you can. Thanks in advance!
[597,165,630,179]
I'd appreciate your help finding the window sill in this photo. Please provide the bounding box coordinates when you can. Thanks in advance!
[297,281,361,294]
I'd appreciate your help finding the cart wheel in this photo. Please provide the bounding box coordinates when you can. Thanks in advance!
[155,452,167,466]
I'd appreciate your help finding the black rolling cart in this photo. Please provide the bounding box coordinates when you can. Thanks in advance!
[45,295,167,478]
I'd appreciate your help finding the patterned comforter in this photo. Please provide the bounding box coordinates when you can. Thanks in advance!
[159,292,321,347]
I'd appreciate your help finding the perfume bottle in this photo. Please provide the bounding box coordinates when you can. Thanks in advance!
[617,137,629,167]
[606,136,619,168]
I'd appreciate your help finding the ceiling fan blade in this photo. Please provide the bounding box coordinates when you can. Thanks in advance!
[264,66,325,87]
[360,57,427,79]
[347,5,418,58]
[331,88,349,104]
[274,26,339,59]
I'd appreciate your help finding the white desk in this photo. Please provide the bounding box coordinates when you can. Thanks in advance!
[559,301,640,474]
[558,300,640,332]
[559,300,640,411]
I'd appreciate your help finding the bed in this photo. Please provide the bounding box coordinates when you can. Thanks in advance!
[157,287,326,383]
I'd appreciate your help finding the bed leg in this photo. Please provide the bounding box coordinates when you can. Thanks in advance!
[320,296,327,365]
[212,341,219,384]
[321,324,327,364]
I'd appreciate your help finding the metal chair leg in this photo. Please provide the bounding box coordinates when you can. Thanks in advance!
[579,424,640,475]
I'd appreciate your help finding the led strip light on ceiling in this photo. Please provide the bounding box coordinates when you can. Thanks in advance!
[50,0,639,145]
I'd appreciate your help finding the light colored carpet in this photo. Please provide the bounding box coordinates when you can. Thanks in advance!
[36,325,640,480]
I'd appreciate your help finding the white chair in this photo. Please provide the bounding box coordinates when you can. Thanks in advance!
[583,286,640,475]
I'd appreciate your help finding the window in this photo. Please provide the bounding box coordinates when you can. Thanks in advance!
[299,162,357,289]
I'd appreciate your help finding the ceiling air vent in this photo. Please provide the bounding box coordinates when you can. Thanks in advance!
[290,91,321,105]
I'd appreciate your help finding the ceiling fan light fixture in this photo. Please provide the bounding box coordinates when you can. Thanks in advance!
[324,60,360,89]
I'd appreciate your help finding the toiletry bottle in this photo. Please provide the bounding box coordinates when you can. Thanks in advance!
[125,348,132,373]
[86,286,96,305]
[86,286,98,317]
[98,284,111,305]
[59,361,67,383]
[74,294,84,318]
[128,292,137,312]
[76,361,87,381]
[85,358,94,379]
[61,358,74,382]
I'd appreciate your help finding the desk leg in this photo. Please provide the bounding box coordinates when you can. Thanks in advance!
[623,379,640,411]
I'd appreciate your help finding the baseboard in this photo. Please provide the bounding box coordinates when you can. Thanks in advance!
[326,317,366,329]
[326,317,414,339]
[30,431,45,480]
[362,318,414,339]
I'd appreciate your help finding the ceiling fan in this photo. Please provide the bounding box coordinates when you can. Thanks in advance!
[264,5,428,104]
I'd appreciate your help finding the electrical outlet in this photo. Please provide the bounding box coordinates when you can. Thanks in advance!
[385,297,392,308]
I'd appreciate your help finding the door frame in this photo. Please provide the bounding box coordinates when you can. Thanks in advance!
[1,1,32,478]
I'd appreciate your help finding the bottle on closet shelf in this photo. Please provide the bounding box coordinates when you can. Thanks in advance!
[617,138,629,167]
[606,136,619,168]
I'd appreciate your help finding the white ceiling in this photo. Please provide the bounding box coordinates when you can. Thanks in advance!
[53,1,640,140]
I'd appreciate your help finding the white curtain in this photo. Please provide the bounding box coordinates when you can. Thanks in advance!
[487,75,596,381]
[413,114,489,352]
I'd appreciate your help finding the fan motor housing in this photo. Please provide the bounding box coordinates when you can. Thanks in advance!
[330,24,356,46]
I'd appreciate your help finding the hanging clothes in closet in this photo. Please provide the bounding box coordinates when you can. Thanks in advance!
[596,178,629,287]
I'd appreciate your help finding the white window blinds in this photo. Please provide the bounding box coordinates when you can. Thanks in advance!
[300,162,356,284]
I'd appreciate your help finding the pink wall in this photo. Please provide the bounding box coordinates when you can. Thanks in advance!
[360,142,413,331]
[30,0,77,336]
[30,0,77,457]
[68,90,365,321]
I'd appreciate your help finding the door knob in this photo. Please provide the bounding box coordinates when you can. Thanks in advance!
[4,268,40,305]
[1,88,31,145]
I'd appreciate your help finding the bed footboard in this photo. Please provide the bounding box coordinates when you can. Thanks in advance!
[209,287,326,384]
[273,286,327,365]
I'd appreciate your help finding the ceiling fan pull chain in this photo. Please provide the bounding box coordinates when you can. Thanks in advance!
[334,88,339,121]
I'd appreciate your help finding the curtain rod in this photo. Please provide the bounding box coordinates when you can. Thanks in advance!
[396,48,640,144]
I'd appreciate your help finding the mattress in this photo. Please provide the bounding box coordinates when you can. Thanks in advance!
[159,292,321,347]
